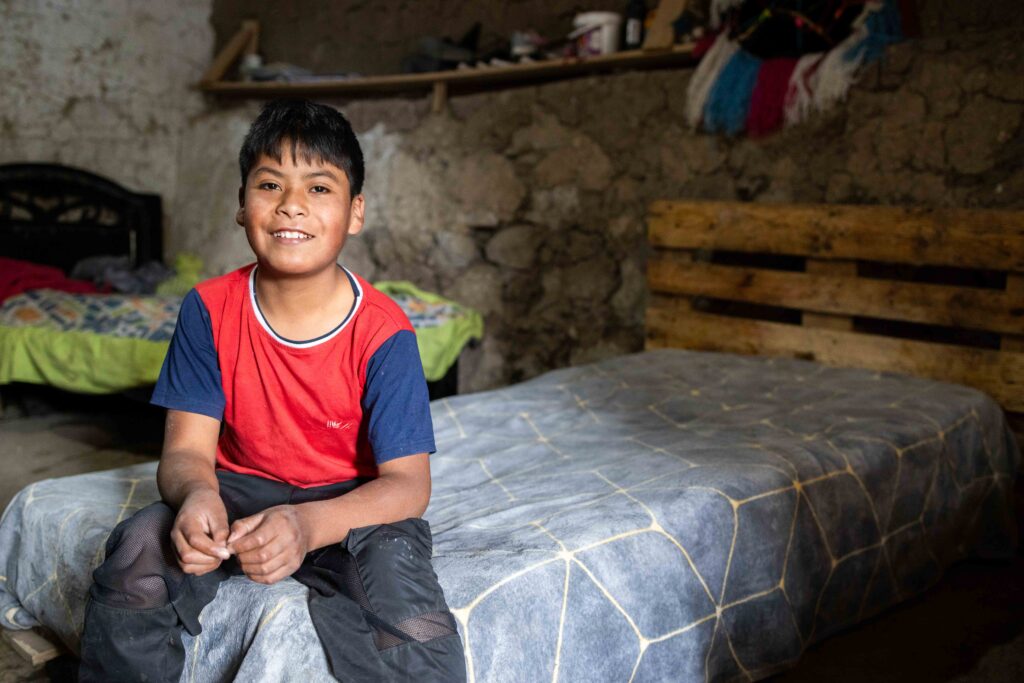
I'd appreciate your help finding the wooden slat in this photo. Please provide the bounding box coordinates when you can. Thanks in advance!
[647,255,1024,336]
[803,259,856,331]
[648,200,1024,271]
[1003,274,1024,352]
[646,297,1024,412]
[2,628,61,666]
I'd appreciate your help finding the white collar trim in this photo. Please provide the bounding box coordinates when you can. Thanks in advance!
[248,265,362,349]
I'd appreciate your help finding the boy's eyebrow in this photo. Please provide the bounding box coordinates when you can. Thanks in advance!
[251,166,340,182]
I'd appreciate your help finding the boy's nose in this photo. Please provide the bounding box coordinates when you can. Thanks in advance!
[276,188,307,217]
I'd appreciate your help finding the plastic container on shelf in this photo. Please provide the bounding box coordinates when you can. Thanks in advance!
[570,11,622,56]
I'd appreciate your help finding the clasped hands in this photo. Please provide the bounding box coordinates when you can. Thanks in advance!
[171,489,310,584]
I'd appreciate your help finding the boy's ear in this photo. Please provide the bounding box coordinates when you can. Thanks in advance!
[235,187,245,227]
[347,194,366,236]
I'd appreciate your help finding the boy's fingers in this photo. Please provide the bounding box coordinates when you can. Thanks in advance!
[240,554,291,581]
[212,525,229,545]
[181,558,222,576]
[227,513,266,548]
[235,538,288,566]
[185,529,231,560]
[179,551,220,568]
[241,551,301,584]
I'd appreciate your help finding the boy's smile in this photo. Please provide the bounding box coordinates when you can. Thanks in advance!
[237,145,364,279]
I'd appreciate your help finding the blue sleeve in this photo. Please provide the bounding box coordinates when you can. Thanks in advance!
[150,289,225,420]
[362,329,436,464]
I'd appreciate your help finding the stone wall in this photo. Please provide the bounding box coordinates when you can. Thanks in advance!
[4,1,1022,396]
[174,27,1024,393]
[0,0,213,228]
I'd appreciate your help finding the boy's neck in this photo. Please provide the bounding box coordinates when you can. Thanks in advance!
[253,263,354,340]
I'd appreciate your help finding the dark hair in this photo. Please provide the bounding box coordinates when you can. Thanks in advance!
[238,99,364,197]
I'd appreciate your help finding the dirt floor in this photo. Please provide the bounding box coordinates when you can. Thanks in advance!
[0,387,1021,682]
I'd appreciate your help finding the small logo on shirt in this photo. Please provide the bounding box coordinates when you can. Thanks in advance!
[327,420,353,430]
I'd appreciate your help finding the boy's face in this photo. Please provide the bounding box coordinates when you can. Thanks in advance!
[236,145,364,279]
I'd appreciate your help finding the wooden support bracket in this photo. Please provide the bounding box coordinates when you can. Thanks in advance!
[431,81,448,114]
[201,19,260,86]
[643,0,688,50]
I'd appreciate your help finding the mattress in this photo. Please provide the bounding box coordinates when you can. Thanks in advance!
[0,350,1018,681]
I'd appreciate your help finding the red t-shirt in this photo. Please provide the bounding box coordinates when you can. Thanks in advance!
[152,264,435,487]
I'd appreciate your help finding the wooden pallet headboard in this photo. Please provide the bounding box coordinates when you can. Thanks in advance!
[645,200,1024,423]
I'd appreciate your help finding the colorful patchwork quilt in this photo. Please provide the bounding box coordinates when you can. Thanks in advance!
[0,282,481,393]
[0,350,1017,681]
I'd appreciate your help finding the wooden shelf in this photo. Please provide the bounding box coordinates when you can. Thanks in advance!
[198,21,696,110]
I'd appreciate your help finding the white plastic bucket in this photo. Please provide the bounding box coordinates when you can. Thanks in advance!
[571,12,622,56]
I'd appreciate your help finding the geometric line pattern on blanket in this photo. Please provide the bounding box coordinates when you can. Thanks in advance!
[0,350,1017,682]
[427,351,1017,682]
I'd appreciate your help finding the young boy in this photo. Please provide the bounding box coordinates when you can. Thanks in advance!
[79,99,466,682]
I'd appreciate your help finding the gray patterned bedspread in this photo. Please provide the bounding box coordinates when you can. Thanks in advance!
[0,350,1018,682]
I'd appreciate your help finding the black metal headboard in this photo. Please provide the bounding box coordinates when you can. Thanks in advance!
[0,163,163,272]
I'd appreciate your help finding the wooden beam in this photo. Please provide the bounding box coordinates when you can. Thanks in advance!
[646,297,1024,412]
[200,20,259,86]
[647,255,1024,335]
[648,200,1024,271]
[1003,274,1024,352]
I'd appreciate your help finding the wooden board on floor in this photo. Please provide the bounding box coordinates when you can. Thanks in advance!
[2,628,61,667]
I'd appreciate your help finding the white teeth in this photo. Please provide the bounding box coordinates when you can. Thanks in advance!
[273,230,312,239]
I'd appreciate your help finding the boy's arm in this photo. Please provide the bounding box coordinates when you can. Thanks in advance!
[158,409,232,574]
[226,452,431,584]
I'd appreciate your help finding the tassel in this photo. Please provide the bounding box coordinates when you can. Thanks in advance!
[783,52,825,126]
[684,33,739,129]
[746,57,799,137]
[704,48,762,135]
[811,21,870,113]
[813,0,904,114]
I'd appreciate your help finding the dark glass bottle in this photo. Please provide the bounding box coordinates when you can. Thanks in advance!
[624,0,647,49]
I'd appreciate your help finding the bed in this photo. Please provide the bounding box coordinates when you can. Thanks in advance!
[1,200,1020,681]
[0,163,481,398]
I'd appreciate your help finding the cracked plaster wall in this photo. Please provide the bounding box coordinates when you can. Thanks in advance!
[0,0,213,236]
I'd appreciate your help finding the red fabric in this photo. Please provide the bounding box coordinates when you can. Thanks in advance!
[746,57,799,138]
[0,257,99,304]
[198,266,415,486]
[693,32,720,59]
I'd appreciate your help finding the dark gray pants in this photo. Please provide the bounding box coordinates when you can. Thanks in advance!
[79,471,466,682]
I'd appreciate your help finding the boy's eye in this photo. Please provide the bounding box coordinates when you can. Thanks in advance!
[258,181,280,191]
[310,185,330,194]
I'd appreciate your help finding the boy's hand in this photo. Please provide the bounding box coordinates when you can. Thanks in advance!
[227,505,310,585]
[171,489,231,575]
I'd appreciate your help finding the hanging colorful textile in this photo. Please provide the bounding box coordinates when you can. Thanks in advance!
[685,0,912,137]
